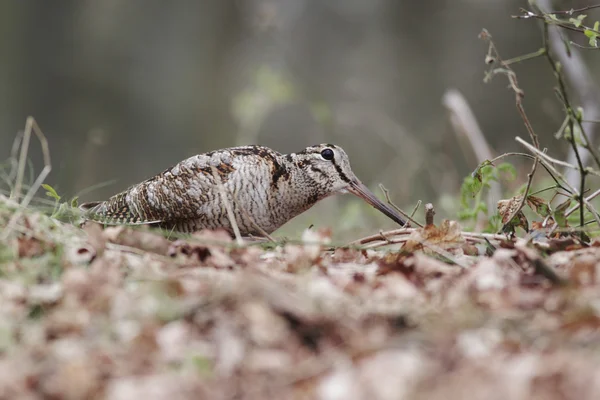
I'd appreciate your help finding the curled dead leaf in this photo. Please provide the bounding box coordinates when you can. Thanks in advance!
[498,196,528,232]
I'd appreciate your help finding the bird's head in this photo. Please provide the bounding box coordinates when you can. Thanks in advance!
[292,144,406,227]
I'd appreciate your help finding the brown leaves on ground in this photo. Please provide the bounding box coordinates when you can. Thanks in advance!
[402,219,466,254]
[3,200,600,399]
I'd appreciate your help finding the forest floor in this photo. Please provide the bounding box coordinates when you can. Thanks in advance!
[1,193,600,400]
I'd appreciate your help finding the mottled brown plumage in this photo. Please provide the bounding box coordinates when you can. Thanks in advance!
[80,144,406,235]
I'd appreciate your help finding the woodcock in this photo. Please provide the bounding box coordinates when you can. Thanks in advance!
[80,144,406,235]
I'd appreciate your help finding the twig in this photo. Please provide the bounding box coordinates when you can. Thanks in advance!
[486,152,569,193]
[516,138,600,177]
[210,166,243,246]
[349,228,414,246]
[569,41,600,50]
[348,227,510,249]
[513,8,600,35]
[517,137,600,228]
[409,200,422,220]
[424,203,435,226]
[547,4,600,14]
[565,187,600,218]
[378,184,422,227]
[539,20,588,235]
[502,48,547,65]
[480,30,541,233]
[536,0,600,182]
[1,117,52,241]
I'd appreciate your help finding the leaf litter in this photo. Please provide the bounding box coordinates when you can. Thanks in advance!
[3,194,600,399]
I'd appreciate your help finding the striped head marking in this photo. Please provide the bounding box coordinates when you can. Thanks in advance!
[294,144,406,226]
[294,144,357,193]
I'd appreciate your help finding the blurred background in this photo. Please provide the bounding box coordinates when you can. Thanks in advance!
[1,0,599,239]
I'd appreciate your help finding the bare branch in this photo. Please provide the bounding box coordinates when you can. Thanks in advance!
[479,30,540,233]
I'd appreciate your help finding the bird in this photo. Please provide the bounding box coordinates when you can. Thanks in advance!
[80,144,406,236]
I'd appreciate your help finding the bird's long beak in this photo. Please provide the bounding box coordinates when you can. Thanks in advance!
[347,180,406,227]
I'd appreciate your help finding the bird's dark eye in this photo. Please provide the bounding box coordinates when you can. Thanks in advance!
[320,148,334,161]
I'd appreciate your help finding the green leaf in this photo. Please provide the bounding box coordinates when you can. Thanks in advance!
[466,175,483,198]
[553,198,571,227]
[41,184,61,201]
[570,15,587,27]
[584,28,598,47]
[70,196,79,208]
[526,195,551,217]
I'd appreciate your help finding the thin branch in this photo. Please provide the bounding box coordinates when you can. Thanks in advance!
[479,30,541,233]
[536,0,600,180]
[565,187,600,218]
[539,21,588,233]
[569,41,600,50]
[516,137,600,177]
[486,152,569,192]
[517,137,600,228]
[513,8,600,35]
[409,200,422,220]
[378,184,422,227]
[548,4,600,14]
[503,47,547,65]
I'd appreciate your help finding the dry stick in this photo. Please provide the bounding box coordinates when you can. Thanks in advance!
[424,203,435,226]
[517,137,600,228]
[350,228,414,246]
[515,139,600,177]
[480,30,541,233]
[547,4,600,14]
[378,184,422,227]
[1,117,52,241]
[357,231,509,250]
[565,187,600,218]
[210,166,243,246]
[514,7,600,35]
[409,200,422,220]
[443,89,501,228]
[350,226,509,247]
